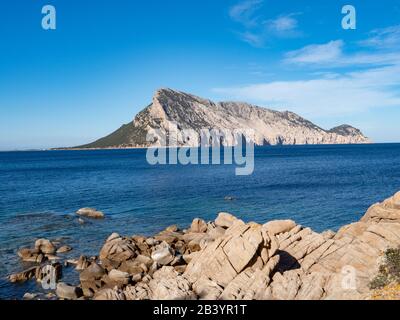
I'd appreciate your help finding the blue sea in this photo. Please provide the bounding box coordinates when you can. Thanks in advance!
[1,144,400,299]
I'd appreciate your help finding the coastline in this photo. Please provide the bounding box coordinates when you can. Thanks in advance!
[7,191,400,300]
[9,142,400,153]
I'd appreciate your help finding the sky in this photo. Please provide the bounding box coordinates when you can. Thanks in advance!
[1,0,400,150]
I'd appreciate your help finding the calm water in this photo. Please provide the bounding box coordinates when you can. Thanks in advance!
[1,144,400,298]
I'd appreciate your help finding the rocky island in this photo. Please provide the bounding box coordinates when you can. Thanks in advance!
[9,191,400,300]
[72,88,371,149]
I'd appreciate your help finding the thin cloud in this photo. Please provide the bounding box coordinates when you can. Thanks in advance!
[265,13,302,37]
[359,25,400,49]
[213,64,400,117]
[237,31,265,47]
[229,0,264,28]
[284,39,400,67]
[229,1,302,47]
[285,40,343,64]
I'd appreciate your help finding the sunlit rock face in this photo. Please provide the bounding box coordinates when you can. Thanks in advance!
[78,88,371,149]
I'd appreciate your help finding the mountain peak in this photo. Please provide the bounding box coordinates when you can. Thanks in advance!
[329,124,363,136]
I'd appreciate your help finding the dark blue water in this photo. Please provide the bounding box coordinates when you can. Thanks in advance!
[1,144,400,298]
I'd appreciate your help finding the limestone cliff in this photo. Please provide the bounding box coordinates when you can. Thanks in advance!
[77,88,370,148]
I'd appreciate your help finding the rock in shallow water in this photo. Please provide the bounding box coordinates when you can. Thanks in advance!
[35,238,56,254]
[9,267,38,283]
[76,208,104,219]
[56,245,72,254]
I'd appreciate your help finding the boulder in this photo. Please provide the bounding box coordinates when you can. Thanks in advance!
[8,267,38,283]
[107,269,130,285]
[134,254,153,268]
[215,212,239,228]
[187,234,213,252]
[79,263,105,297]
[79,263,105,281]
[184,222,277,288]
[76,255,91,270]
[35,238,56,254]
[124,283,150,300]
[99,234,136,267]
[145,238,157,246]
[76,208,104,219]
[151,241,175,265]
[56,245,72,254]
[206,222,226,239]
[46,254,61,261]
[148,267,196,300]
[263,220,296,236]
[119,261,144,276]
[94,288,125,300]
[165,225,179,232]
[154,231,182,244]
[56,282,83,300]
[17,248,44,263]
[193,276,223,300]
[190,218,207,233]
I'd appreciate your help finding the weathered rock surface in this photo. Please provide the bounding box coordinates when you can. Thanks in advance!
[11,191,400,300]
[148,267,196,300]
[99,233,137,269]
[190,218,208,233]
[56,282,83,300]
[151,241,175,266]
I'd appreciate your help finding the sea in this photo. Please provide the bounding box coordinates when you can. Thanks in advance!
[1,144,400,298]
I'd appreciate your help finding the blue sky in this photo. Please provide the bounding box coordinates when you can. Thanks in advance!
[1,0,400,149]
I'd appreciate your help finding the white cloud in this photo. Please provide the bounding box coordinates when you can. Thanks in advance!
[284,40,400,67]
[229,1,302,46]
[285,40,343,64]
[359,25,400,49]
[265,13,302,37]
[229,0,264,28]
[213,64,400,117]
[237,31,265,47]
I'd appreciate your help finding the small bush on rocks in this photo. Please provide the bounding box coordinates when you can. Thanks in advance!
[369,247,400,290]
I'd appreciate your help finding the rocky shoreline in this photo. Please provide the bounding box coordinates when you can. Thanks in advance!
[8,192,400,300]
